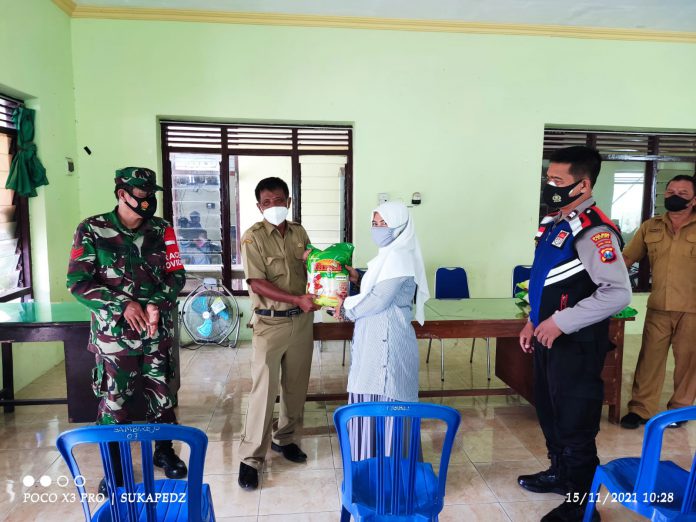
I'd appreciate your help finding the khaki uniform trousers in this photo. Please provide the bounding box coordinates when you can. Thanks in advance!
[239,312,314,469]
[628,308,696,418]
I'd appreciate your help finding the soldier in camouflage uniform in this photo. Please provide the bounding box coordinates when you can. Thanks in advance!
[66,167,188,486]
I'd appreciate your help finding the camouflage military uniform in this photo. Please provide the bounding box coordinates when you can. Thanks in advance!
[67,169,186,425]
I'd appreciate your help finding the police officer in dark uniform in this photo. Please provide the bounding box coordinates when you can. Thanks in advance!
[518,147,631,522]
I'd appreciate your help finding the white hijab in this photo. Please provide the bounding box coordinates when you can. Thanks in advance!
[343,201,430,325]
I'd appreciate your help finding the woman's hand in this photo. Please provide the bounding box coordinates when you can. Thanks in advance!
[345,265,360,284]
[333,296,345,321]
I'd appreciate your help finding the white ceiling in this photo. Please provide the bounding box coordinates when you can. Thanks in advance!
[73,0,696,32]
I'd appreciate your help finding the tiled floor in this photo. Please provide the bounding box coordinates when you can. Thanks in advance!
[0,335,693,521]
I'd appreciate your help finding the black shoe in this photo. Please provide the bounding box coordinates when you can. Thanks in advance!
[518,467,567,495]
[667,420,687,428]
[271,442,307,463]
[620,412,648,429]
[238,463,258,490]
[541,499,600,522]
[98,478,107,496]
[153,441,188,479]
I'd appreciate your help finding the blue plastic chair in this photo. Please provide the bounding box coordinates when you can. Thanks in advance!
[512,265,531,297]
[583,406,696,522]
[426,267,490,381]
[434,267,470,299]
[334,402,461,521]
[56,424,215,522]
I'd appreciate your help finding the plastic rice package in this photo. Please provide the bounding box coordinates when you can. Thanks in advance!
[306,242,355,307]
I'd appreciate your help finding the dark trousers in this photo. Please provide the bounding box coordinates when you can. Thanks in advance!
[533,336,606,493]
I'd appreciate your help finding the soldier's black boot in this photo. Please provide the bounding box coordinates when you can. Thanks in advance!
[153,440,188,479]
[98,442,124,496]
[518,454,568,495]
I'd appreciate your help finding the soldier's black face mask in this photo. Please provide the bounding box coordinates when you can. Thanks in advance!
[664,195,692,212]
[542,180,584,209]
[123,188,157,219]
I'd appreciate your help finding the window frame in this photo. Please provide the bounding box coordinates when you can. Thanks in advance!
[160,121,353,296]
[542,129,696,292]
[0,93,32,302]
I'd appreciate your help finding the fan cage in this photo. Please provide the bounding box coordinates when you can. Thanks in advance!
[180,277,241,348]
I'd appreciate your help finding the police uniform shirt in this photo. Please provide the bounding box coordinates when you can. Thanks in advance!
[622,212,696,314]
[241,219,310,312]
[546,198,632,334]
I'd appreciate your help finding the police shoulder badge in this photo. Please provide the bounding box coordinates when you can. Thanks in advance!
[591,231,617,263]
[599,247,617,263]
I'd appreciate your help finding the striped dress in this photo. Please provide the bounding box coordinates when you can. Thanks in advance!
[343,276,418,460]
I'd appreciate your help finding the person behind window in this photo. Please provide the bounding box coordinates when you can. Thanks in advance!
[334,201,429,460]
[189,210,201,229]
[620,174,696,430]
[66,167,188,494]
[189,230,220,265]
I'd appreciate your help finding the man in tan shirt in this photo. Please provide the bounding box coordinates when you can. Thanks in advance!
[620,174,696,429]
[237,177,318,490]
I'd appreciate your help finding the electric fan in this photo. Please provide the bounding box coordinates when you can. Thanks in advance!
[180,277,241,348]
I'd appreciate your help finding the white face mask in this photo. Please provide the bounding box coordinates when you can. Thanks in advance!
[263,205,289,226]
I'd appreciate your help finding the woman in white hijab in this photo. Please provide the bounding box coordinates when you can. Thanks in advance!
[336,201,429,459]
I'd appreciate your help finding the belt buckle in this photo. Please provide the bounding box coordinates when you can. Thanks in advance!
[288,308,299,317]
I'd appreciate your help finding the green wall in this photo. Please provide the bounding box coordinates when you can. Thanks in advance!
[4,6,696,387]
[69,18,696,340]
[1,0,79,390]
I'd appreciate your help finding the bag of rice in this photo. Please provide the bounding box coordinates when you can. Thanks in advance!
[306,242,355,307]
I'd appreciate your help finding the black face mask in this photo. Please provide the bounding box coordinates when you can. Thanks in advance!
[664,195,692,212]
[542,180,584,209]
[123,189,157,219]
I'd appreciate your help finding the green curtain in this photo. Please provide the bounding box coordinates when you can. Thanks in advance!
[6,106,48,197]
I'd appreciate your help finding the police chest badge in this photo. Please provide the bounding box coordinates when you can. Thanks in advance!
[551,230,569,248]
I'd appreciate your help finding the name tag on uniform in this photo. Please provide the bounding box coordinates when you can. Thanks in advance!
[551,230,570,248]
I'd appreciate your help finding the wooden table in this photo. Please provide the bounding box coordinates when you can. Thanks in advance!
[0,302,181,423]
[0,302,92,421]
[313,298,630,423]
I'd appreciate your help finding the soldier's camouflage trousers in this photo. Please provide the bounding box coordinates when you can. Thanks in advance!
[92,339,177,425]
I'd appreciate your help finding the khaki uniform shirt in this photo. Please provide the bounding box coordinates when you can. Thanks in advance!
[241,220,310,315]
[623,212,696,314]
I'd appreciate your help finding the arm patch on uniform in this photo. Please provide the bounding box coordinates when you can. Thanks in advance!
[70,246,84,260]
[591,231,618,263]
[599,247,617,263]
[164,227,184,272]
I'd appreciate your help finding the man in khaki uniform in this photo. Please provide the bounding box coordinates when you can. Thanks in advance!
[620,174,696,429]
[237,177,318,490]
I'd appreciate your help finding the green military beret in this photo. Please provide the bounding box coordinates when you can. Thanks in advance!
[114,167,163,192]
